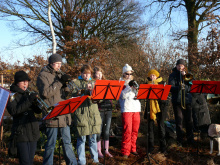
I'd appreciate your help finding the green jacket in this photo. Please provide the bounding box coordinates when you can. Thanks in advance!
[72,78,102,137]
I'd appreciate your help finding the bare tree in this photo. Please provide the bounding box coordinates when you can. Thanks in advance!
[144,0,220,70]
[0,0,144,64]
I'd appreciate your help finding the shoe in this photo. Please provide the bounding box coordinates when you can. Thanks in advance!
[160,148,167,154]
[123,155,128,159]
[177,142,182,147]
[187,139,195,145]
[105,151,113,157]
[131,151,139,155]
[104,140,113,157]
[148,147,154,154]
[97,141,103,158]
[160,147,167,153]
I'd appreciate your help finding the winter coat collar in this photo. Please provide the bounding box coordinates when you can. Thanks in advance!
[172,67,180,73]
[41,64,59,75]
[10,83,25,94]
[147,77,163,85]
[78,75,92,81]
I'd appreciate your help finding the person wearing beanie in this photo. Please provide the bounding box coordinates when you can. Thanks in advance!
[7,70,42,164]
[48,53,63,64]
[168,59,194,146]
[144,69,168,154]
[72,64,102,165]
[93,66,113,158]
[37,54,77,165]
[119,64,141,158]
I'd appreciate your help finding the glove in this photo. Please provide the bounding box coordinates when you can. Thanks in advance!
[129,80,135,87]
[29,92,38,103]
[129,80,138,88]
[59,74,71,85]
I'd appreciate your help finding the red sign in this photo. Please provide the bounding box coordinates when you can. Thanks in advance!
[136,84,171,100]
[43,95,88,120]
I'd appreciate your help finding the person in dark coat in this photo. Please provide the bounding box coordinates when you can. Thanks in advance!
[7,70,41,165]
[168,59,194,146]
[144,69,168,153]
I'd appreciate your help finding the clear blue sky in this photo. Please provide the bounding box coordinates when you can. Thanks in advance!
[0,21,48,64]
[0,1,193,65]
[0,1,213,65]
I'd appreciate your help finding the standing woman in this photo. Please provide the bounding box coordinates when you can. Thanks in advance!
[144,69,167,153]
[7,71,41,165]
[119,64,141,158]
[72,64,102,165]
[93,66,113,158]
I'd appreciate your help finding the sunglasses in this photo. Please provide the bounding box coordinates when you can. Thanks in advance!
[125,73,133,75]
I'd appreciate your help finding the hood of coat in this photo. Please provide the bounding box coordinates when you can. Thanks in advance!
[172,67,180,73]
[78,75,92,81]
[41,64,58,75]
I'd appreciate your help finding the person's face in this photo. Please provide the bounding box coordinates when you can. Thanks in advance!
[95,71,102,80]
[123,71,133,80]
[176,64,185,71]
[50,62,62,71]
[150,74,157,81]
[17,81,29,91]
[81,71,91,81]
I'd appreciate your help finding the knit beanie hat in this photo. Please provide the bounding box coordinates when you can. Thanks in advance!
[148,69,160,78]
[176,59,185,66]
[14,70,31,84]
[48,54,62,64]
[122,64,134,74]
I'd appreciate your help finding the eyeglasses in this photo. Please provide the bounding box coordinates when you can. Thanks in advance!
[125,73,133,75]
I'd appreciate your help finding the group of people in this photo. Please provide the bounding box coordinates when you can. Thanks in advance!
[7,54,208,165]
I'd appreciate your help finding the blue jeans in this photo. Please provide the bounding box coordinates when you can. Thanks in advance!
[43,126,77,165]
[97,110,112,141]
[77,134,99,165]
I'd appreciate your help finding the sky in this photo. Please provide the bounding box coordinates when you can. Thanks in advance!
[0,1,201,65]
[0,21,49,64]
[0,0,186,64]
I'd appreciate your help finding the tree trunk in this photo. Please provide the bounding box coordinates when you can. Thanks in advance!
[186,1,199,72]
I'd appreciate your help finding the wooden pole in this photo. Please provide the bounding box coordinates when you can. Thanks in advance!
[0,74,3,142]
[1,74,3,87]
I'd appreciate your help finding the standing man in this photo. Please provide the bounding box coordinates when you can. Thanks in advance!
[37,54,77,165]
[168,59,194,146]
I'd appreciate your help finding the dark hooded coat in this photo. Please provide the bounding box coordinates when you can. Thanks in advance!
[168,67,192,105]
[7,84,41,142]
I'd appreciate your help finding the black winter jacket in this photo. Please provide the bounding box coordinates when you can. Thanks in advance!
[168,67,192,104]
[7,84,41,142]
[191,93,211,127]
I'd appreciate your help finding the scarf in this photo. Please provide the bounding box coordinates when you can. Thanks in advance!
[148,77,163,121]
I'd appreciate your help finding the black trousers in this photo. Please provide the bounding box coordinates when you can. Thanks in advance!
[173,103,194,143]
[148,111,166,151]
[17,141,37,165]
[97,110,112,141]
